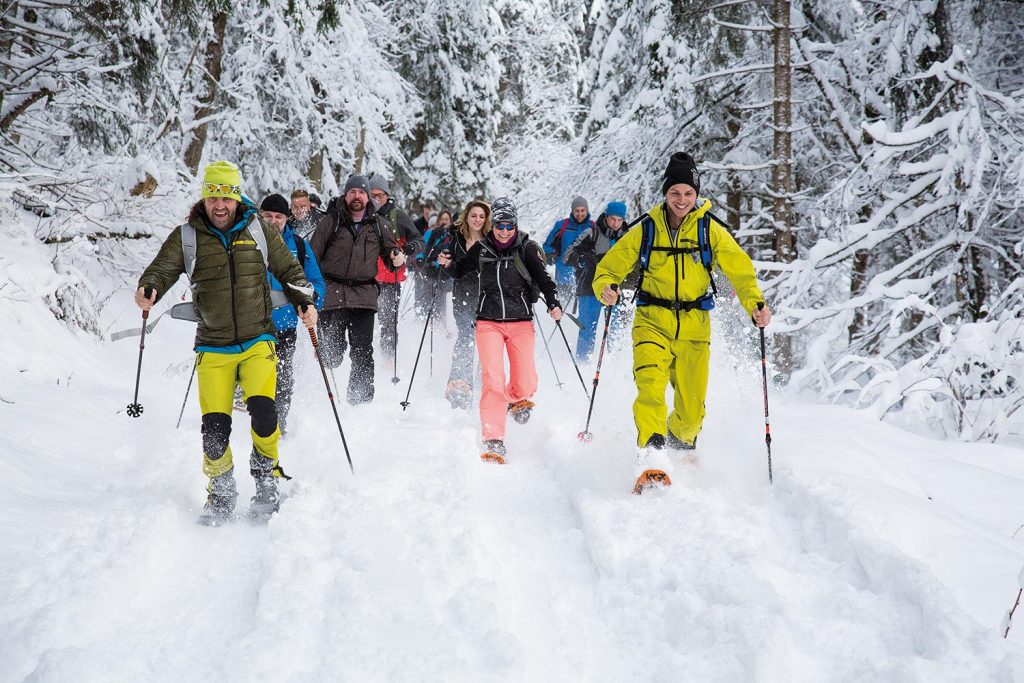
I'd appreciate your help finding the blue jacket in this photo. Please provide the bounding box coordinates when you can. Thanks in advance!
[543,214,594,286]
[268,223,326,332]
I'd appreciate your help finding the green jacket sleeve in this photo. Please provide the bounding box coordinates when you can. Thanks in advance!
[591,224,643,297]
[712,222,765,315]
[263,219,315,308]
[138,226,185,303]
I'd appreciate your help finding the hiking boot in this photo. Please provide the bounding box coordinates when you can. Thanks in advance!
[445,380,473,410]
[249,475,280,519]
[481,439,507,464]
[667,432,696,451]
[233,386,247,413]
[644,433,666,450]
[197,470,238,526]
[249,448,281,520]
[508,399,535,425]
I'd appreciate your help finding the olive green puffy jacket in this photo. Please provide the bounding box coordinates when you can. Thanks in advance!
[138,203,315,348]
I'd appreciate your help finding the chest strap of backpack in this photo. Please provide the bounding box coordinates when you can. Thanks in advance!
[181,215,271,285]
[180,217,289,308]
[480,242,542,299]
[634,213,716,308]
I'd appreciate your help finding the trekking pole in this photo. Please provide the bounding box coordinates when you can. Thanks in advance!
[306,313,354,473]
[391,278,401,385]
[757,302,773,484]
[126,288,154,418]
[429,309,434,378]
[579,285,616,442]
[400,269,442,410]
[555,318,590,399]
[175,357,197,429]
[534,309,564,390]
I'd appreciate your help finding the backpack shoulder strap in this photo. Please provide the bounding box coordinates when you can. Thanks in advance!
[295,232,307,265]
[553,217,572,252]
[249,217,270,271]
[697,215,712,269]
[558,217,571,239]
[638,215,657,271]
[180,223,197,284]
[697,214,717,297]
[512,242,536,286]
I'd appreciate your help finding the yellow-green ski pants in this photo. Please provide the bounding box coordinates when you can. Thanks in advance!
[196,342,279,479]
[632,325,710,447]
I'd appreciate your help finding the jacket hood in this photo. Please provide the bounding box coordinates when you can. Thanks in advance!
[596,212,626,239]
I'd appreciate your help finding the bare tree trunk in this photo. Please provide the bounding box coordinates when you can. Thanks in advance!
[306,78,326,191]
[352,124,367,174]
[183,11,228,175]
[771,0,794,262]
[848,247,870,343]
[771,0,794,375]
[725,106,743,234]
[306,150,324,192]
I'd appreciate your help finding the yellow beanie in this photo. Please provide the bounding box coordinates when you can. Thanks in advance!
[201,161,243,201]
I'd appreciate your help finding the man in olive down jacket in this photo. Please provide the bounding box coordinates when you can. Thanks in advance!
[135,161,317,526]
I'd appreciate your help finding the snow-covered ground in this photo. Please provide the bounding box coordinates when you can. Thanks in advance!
[2,229,1024,682]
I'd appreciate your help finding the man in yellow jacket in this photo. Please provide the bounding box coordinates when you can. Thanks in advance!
[592,152,772,493]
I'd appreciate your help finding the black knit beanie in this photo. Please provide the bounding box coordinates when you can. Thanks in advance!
[660,152,701,195]
[260,193,289,215]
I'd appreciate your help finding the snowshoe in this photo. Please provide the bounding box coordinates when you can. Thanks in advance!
[508,399,535,425]
[632,434,673,495]
[197,471,238,526]
[633,469,672,495]
[445,380,473,410]
[481,439,507,464]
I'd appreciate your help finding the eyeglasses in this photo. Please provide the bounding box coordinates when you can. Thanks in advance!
[204,183,241,195]
[493,222,516,231]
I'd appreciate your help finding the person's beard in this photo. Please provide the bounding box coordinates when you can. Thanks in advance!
[347,198,365,214]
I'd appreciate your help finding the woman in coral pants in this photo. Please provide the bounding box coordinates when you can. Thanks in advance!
[438,197,562,462]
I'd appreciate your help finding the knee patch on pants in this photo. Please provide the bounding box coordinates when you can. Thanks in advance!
[247,395,278,437]
[202,412,232,459]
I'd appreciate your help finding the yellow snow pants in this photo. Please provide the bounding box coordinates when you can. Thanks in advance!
[632,325,710,447]
[196,341,279,479]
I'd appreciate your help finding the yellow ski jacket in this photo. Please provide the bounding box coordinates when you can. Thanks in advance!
[592,200,765,343]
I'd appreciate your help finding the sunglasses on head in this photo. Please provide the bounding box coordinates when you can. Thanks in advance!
[493,222,516,231]
[204,183,241,195]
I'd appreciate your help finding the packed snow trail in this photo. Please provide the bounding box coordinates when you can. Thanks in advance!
[1,290,1023,682]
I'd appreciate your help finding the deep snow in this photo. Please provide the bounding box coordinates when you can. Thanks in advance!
[2,228,1024,682]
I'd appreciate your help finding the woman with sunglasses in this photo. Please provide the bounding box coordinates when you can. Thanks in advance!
[437,197,562,463]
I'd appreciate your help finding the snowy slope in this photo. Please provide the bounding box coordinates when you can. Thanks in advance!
[2,231,1024,682]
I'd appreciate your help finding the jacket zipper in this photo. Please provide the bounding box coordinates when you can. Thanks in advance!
[673,224,681,340]
[497,258,506,319]
[227,236,241,345]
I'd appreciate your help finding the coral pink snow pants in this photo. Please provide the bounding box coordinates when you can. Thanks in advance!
[475,320,537,441]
